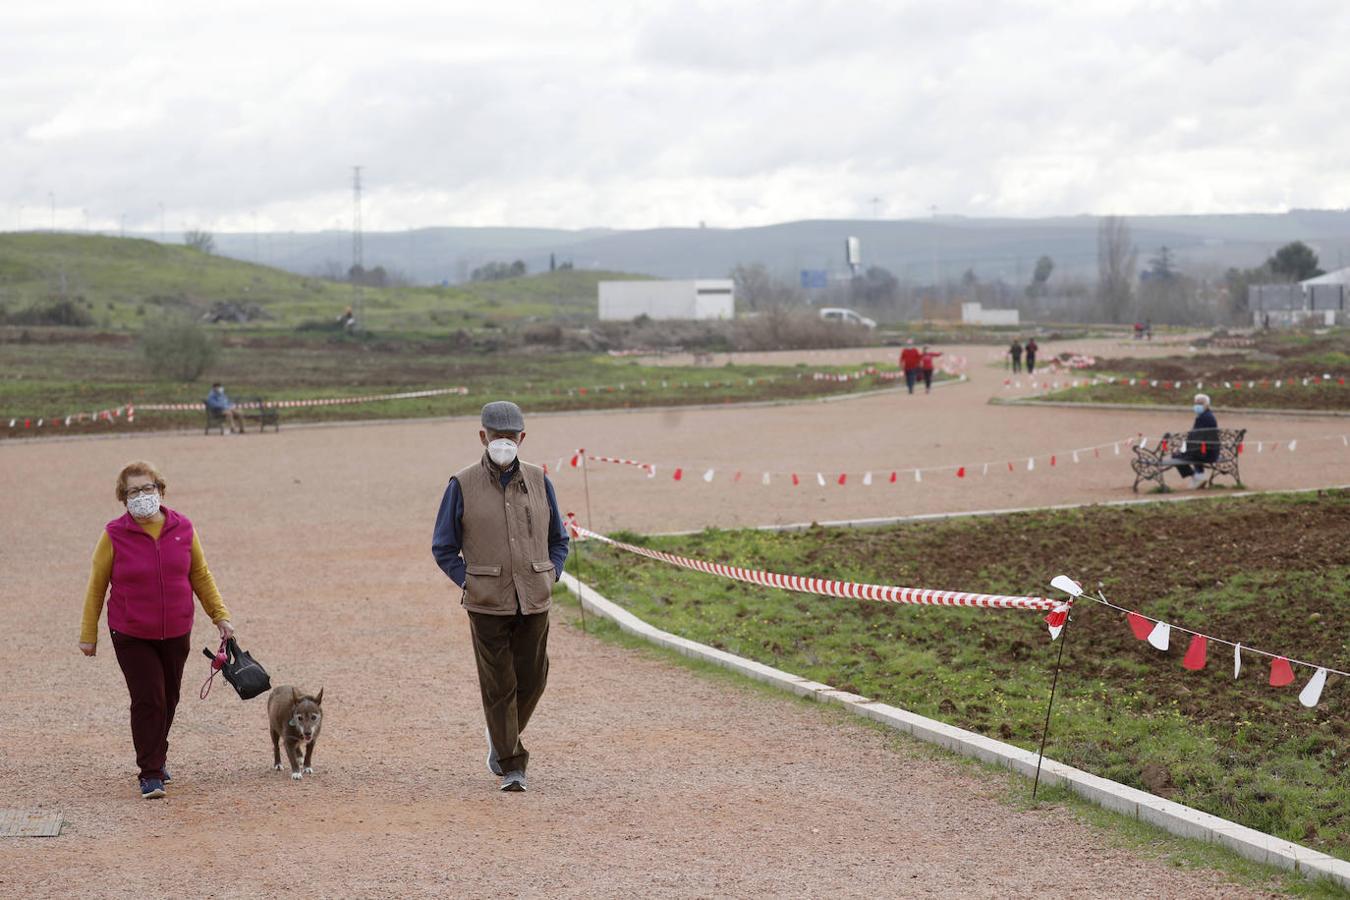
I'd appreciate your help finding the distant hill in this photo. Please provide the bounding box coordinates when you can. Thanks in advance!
[195,210,1350,287]
[0,233,646,331]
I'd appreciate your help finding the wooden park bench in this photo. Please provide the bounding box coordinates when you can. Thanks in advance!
[1131,427,1245,492]
[239,397,281,433]
[204,397,280,434]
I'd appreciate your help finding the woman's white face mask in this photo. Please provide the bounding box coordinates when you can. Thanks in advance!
[127,492,161,519]
[487,438,519,467]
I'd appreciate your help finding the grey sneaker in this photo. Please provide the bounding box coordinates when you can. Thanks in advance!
[500,770,527,793]
[485,727,503,776]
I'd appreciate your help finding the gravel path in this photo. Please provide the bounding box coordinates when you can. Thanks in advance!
[0,334,1317,897]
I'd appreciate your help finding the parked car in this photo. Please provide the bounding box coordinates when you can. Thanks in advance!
[819,307,877,329]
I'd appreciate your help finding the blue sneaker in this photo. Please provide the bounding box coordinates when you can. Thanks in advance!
[139,777,166,799]
[499,770,526,793]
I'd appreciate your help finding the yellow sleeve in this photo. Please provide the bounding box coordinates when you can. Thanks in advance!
[189,532,232,624]
[80,533,114,645]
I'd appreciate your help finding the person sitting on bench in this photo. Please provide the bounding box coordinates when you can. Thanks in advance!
[1167,393,1220,488]
[206,383,244,434]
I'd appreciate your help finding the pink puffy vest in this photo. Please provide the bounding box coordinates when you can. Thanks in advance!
[105,507,196,640]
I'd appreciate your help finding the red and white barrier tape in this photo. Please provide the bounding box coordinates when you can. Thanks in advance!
[1006,374,1347,392]
[570,449,656,477]
[566,516,1065,615]
[8,387,469,429]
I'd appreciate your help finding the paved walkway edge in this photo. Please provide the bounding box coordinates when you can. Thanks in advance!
[559,571,1350,889]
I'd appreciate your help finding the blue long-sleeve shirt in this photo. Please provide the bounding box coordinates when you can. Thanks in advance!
[432,463,569,589]
[205,387,232,412]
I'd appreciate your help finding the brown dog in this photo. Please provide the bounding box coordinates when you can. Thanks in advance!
[268,685,324,780]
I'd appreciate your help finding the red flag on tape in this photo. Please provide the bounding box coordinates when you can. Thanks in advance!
[569,454,580,467]
[1236,443,1244,455]
[791,473,800,486]
[1127,612,1153,640]
[888,471,896,483]
[956,466,965,478]
[1007,461,1014,472]
[579,388,588,396]
[1050,455,1056,466]
[672,468,683,481]
[733,471,743,483]
[1269,657,1295,687]
[1045,608,1068,629]
[1182,634,1208,670]
[1159,440,1168,452]
[837,473,847,485]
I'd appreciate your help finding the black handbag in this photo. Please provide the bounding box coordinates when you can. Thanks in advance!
[201,637,271,700]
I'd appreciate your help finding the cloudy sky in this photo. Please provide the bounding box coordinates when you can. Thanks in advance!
[5,0,1349,233]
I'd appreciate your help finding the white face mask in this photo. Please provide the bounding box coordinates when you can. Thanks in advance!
[487,438,518,467]
[1193,404,1206,415]
[127,492,161,519]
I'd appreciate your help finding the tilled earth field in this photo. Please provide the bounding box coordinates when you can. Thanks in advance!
[2,337,1340,897]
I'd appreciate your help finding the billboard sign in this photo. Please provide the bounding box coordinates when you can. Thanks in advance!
[800,269,828,289]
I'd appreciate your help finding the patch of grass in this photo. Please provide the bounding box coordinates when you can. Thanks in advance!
[567,491,1350,862]
[552,588,1344,897]
[0,337,923,434]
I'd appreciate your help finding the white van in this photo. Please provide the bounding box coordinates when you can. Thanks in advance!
[819,307,877,329]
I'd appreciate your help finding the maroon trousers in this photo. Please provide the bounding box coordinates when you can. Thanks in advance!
[110,630,191,780]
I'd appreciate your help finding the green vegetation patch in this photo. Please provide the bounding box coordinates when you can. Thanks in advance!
[1038,330,1350,411]
[569,491,1350,860]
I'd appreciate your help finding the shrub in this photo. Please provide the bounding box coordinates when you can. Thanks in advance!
[141,319,218,381]
[5,298,94,326]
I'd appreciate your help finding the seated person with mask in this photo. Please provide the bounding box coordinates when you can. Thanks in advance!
[1166,393,1220,488]
[206,382,244,434]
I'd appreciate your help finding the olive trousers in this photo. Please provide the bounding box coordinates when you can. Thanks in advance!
[467,608,550,774]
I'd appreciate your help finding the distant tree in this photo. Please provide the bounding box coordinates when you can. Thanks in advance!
[1097,216,1137,323]
[549,253,557,272]
[850,265,899,307]
[1026,255,1054,298]
[1146,246,1176,279]
[183,229,215,255]
[731,263,782,311]
[470,260,528,281]
[960,268,978,287]
[1266,241,1323,281]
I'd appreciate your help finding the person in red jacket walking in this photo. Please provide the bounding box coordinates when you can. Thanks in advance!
[920,346,942,393]
[899,343,922,394]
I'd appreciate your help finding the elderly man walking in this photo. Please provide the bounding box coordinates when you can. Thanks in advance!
[433,401,570,792]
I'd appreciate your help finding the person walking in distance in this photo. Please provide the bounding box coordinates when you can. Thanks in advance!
[432,401,570,793]
[1025,338,1039,375]
[1008,339,1023,374]
[920,345,942,393]
[900,342,922,395]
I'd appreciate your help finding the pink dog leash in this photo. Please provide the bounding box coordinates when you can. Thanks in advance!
[199,637,228,700]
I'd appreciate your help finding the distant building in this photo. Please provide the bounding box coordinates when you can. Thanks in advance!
[598,279,735,321]
[961,302,1019,326]
[1249,267,1347,326]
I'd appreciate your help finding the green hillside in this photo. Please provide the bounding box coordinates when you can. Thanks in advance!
[0,233,646,333]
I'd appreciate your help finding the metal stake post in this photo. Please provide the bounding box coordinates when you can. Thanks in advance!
[1032,611,1074,801]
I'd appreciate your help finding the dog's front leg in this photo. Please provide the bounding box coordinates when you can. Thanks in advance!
[285,738,304,780]
[303,738,316,775]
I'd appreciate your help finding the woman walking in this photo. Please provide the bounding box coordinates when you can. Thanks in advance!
[79,462,235,799]
[920,346,942,393]
[1025,338,1039,375]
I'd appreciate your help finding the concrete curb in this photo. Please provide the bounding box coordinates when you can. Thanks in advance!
[559,571,1350,889]
[650,484,1350,536]
[990,396,1350,418]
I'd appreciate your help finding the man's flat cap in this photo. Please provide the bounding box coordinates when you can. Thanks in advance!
[480,400,525,433]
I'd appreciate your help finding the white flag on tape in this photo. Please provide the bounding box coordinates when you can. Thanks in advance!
[1234,643,1242,679]
[816,472,825,487]
[863,471,873,486]
[762,472,771,485]
[1147,621,1171,651]
[1027,457,1035,471]
[1299,668,1328,708]
[1289,440,1298,451]
[703,468,715,482]
[914,469,922,483]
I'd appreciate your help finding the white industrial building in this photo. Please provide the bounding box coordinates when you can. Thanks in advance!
[1249,267,1347,326]
[961,302,1020,326]
[598,279,735,321]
